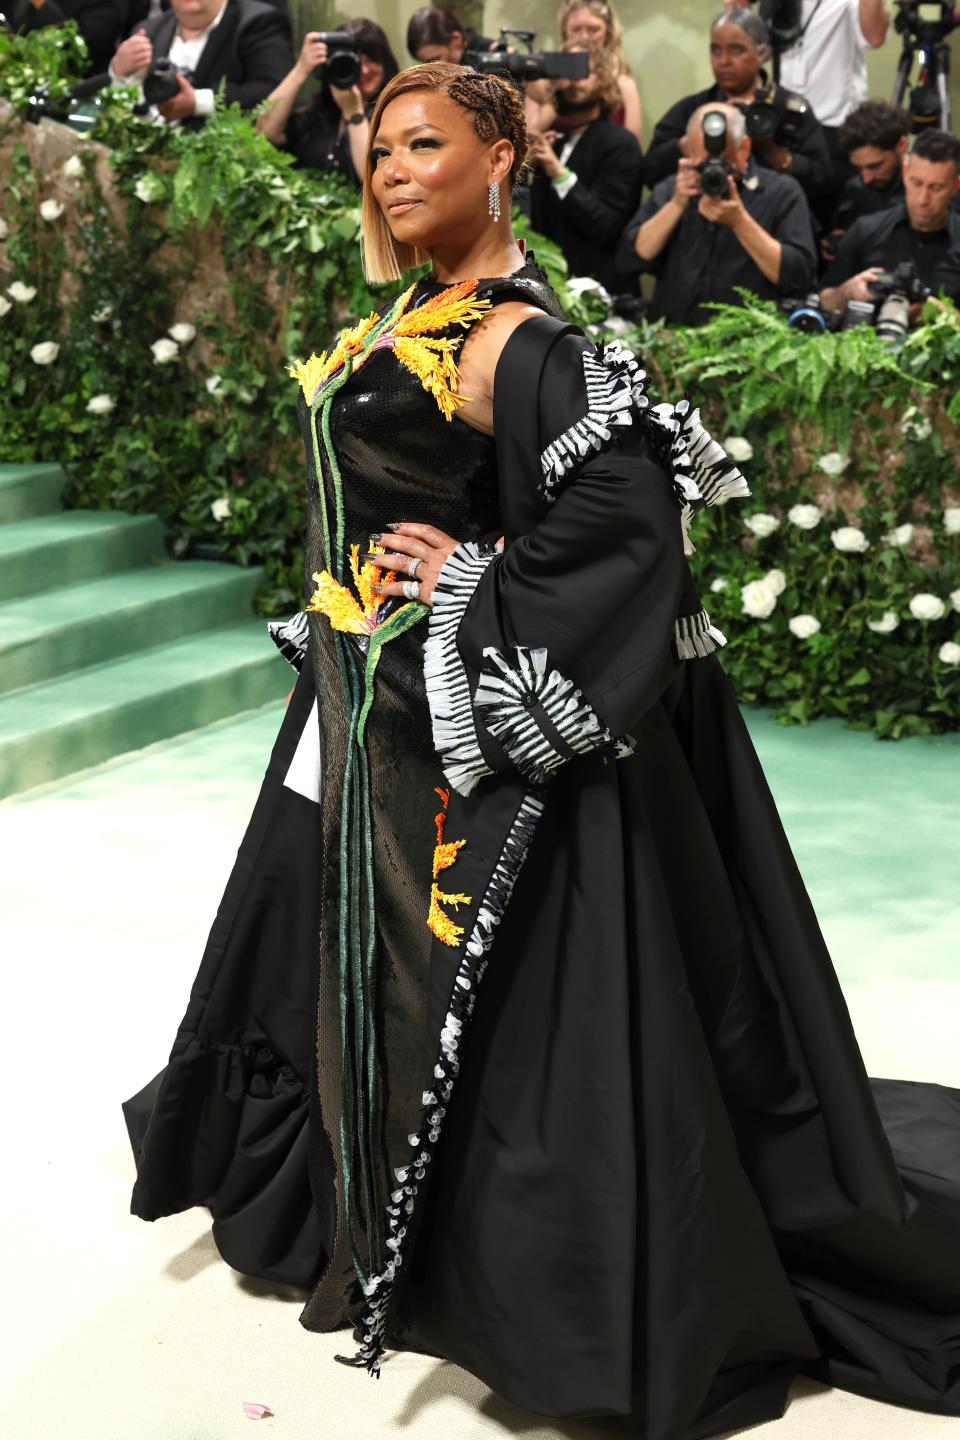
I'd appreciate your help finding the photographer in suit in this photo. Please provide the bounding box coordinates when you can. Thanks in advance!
[644,10,832,207]
[619,101,817,325]
[109,0,292,126]
[528,42,642,292]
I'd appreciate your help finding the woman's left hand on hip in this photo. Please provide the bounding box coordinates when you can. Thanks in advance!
[367,523,459,606]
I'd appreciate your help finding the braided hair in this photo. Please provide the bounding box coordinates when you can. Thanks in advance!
[361,62,528,282]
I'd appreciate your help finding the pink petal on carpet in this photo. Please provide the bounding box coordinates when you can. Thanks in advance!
[242,1401,274,1419]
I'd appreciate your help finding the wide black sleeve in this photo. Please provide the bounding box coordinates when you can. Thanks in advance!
[615,179,675,278]
[642,96,696,187]
[778,106,834,198]
[821,216,870,288]
[423,330,693,795]
[557,130,643,245]
[224,8,294,110]
[771,179,818,295]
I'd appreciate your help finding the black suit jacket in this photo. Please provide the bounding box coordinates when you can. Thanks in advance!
[529,119,643,294]
[12,0,126,75]
[133,0,292,121]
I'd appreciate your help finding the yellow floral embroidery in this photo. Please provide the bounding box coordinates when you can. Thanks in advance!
[288,279,491,420]
[306,542,396,634]
[428,787,472,947]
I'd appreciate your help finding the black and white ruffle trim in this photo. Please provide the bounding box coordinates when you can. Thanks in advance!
[423,542,499,797]
[539,340,649,502]
[647,398,751,556]
[267,611,309,672]
[474,645,630,786]
[346,790,546,1378]
[673,608,727,660]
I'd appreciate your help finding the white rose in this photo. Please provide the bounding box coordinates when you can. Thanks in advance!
[867,611,899,634]
[883,523,914,547]
[787,503,822,530]
[722,436,753,462]
[7,282,37,304]
[0,296,11,318]
[909,593,946,622]
[741,577,779,619]
[951,589,960,613]
[831,526,869,554]
[237,385,255,403]
[944,507,960,535]
[86,393,115,414]
[211,497,231,521]
[900,405,932,441]
[788,614,821,639]
[0,218,8,239]
[30,341,59,365]
[151,337,179,364]
[92,303,113,323]
[598,315,632,338]
[710,577,729,593]
[62,155,84,179]
[134,175,159,203]
[39,199,65,222]
[168,321,196,344]
[744,512,779,538]
[938,641,960,666]
[205,374,222,394]
[565,276,612,305]
[765,568,787,596]
[818,451,849,477]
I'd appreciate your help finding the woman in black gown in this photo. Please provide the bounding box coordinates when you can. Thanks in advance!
[124,62,960,1440]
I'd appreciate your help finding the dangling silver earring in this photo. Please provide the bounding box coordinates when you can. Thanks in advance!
[488,181,501,222]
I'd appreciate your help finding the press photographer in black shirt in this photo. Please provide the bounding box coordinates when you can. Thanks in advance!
[257,18,397,182]
[528,43,643,293]
[821,130,960,312]
[642,10,832,206]
[820,100,909,261]
[618,102,817,326]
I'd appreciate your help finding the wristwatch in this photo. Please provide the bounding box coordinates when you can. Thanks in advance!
[345,111,366,126]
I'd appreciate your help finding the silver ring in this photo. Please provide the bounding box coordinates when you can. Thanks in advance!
[407,555,423,578]
[401,579,421,601]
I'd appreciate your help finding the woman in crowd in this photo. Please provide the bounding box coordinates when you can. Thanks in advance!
[257,17,397,182]
[528,0,642,143]
[125,59,960,1440]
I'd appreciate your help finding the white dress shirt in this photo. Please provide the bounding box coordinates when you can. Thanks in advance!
[778,0,876,128]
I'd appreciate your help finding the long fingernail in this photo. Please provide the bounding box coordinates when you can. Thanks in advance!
[363,552,379,562]
[369,532,382,541]
[386,521,404,531]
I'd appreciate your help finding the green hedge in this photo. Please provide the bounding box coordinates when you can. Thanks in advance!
[1,26,958,737]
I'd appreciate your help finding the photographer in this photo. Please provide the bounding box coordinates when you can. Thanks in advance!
[257,19,397,182]
[109,0,292,126]
[528,42,642,291]
[821,129,960,311]
[8,0,126,75]
[619,101,817,325]
[643,11,832,205]
[405,6,493,63]
[820,100,909,260]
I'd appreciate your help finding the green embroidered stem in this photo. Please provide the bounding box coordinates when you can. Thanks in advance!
[357,602,430,745]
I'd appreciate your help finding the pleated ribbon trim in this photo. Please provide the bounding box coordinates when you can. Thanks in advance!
[344,790,546,1377]
[423,541,499,797]
[647,397,752,556]
[540,339,648,501]
[267,611,309,672]
[474,644,629,785]
[673,608,727,660]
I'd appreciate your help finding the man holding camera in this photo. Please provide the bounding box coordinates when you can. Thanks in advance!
[821,130,960,312]
[527,44,642,293]
[618,102,817,325]
[110,0,292,126]
[644,11,832,205]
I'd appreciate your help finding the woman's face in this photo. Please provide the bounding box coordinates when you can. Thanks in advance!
[358,52,384,101]
[370,91,510,250]
[563,7,609,47]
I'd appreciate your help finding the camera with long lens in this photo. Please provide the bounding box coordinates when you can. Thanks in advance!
[141,57,193,107]
[697,108,739,197]
[741,83,809,143]
[868,260,932,342]
[464,27,589,83]
[780,293,844,332]
[314,31,361,89]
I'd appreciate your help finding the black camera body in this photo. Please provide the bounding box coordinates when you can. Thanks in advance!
[464,27,589,83]
[781,293,844,332]
[868,259,932,342]
[894,0,958,46]
[741,83,809,143]
[315,31,361,90]
[697,107,739,197]
[142,57,192,106]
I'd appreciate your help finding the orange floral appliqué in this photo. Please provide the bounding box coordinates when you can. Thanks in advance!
[427,787,472,946]
[306,541,396,633]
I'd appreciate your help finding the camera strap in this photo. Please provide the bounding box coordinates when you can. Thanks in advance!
[790,0,826,48]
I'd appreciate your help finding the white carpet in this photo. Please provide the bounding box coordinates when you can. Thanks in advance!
[2,705,958,1440]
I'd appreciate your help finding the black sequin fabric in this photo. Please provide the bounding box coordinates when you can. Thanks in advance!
[298,262,562,1333]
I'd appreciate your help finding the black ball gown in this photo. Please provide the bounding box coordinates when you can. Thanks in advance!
[123,258,960,1440]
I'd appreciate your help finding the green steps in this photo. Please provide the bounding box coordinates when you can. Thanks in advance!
[0,463,291,799]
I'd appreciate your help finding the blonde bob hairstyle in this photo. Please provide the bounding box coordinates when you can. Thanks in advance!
[360,62,528,284]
